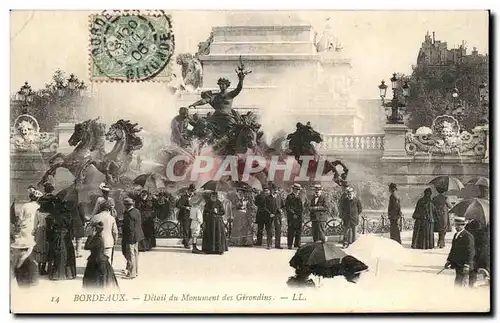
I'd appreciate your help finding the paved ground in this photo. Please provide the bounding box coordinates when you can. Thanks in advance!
[11,232,490,313]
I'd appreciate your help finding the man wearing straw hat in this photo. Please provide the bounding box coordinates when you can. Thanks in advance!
[309,184,328,243]
[121,197,144,279]
[444,216,475,287]
[92,183,116,218]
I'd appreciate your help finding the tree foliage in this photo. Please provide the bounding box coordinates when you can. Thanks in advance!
[11,70,90,131]
[405,59,489,131]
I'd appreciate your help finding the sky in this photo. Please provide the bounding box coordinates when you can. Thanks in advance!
[11,10,489,98]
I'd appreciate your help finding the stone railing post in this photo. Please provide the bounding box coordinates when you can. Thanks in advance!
[482,124,489,163]
[381,124,410,161]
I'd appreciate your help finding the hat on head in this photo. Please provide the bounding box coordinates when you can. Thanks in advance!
[454,216,466,224]
[43,182,55,192]
[188,184,196,192]
[93,221,104,233]
[313,184,322,190]
[99,182,111,192]
[123,197,134,205]
[210,191,218,196]
[346,186,355,192]
[292,183,302,190]
[389,183,397,190]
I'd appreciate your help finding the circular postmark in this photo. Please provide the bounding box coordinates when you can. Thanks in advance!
[90,12,175,81]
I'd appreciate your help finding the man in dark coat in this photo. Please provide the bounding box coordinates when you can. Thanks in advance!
[465,219,489,287]
[285,183,304,249]
[388,183,402,244]
[270,184,285,249]
[121,198,144,279]
[255,187,280,249]
[309,184,329,243]
[339,186,363,248]
[433,191,453,248]
[445,216,475,287]
[176,184,195,249]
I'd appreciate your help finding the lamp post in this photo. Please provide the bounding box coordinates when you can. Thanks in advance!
[378,73,409,124]
[57,74,86,123]
[15,81,34,114]
[479,82,489,124]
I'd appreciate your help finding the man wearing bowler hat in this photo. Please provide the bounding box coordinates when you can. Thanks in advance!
[286,183,304,249]
[121,197,144,279]
[445,216,475,287]
[309,184,328,243]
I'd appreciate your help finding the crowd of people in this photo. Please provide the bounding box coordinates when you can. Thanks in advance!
[388,183,491,288]
[10,176,489,291]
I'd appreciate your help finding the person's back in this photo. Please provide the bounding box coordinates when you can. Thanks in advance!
[92,211,117,249]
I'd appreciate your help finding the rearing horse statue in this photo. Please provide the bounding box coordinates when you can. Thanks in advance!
[77,119,143,184]
[38,118,105,186]
[284,124,349,185]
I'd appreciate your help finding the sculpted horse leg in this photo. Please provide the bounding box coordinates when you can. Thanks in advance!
[48,152,66,165]
[38,162,65,186]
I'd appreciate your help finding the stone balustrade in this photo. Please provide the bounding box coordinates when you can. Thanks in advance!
[317,133,385,152]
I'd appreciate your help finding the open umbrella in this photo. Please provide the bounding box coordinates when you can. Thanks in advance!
[346,235,407,275]
[289,242,368,279]
[230,181,254,192]
[467,177,489,187]
[450,198,490,225]
[200,180,232,192]
[429,176,464,193]
[133,173,171,190]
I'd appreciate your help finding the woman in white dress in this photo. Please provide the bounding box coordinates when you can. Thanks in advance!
[11,189,43,287]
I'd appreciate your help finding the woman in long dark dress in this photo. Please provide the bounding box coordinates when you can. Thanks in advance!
[46,200,77,281]
[82,222,119,290]
[202,192,228,255]
[411,188,436,250]
[135,190,156,252]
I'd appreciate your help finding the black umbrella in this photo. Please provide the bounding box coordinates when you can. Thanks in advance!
[231,181,254,192]
[200,180,232,192]
[429,176,464,194]
[289,242,368,279]
[450,198,490,225]
[133,173,171,190]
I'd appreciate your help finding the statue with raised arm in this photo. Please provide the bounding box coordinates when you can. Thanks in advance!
[188,56,251,139]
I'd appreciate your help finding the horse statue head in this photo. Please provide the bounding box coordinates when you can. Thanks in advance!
[105,119,144,155]
[68,119,96,147]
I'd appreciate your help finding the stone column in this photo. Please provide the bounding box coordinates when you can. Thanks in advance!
[55,122,75,154]
[381,124,411,161]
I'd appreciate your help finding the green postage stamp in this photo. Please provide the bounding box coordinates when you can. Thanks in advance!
[89,11,175,82]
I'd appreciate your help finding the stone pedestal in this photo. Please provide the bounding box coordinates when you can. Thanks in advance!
[10,152,47,202]
[55,122,75,154]
[190,18,361,134]
[381,124,411,161]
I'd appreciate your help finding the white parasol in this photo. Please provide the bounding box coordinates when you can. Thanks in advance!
[345,235,408,276]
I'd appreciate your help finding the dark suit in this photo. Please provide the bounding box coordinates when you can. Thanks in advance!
[447,229,475,287]
[255,194,280,247]
[285,193,304,248]
[339,196,362,245]
[309,194,328,243]
[176,194,192,247]
[122,207,144,278]
[388,193,402,244]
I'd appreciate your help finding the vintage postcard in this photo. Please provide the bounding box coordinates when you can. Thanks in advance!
[9,9,490,313]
